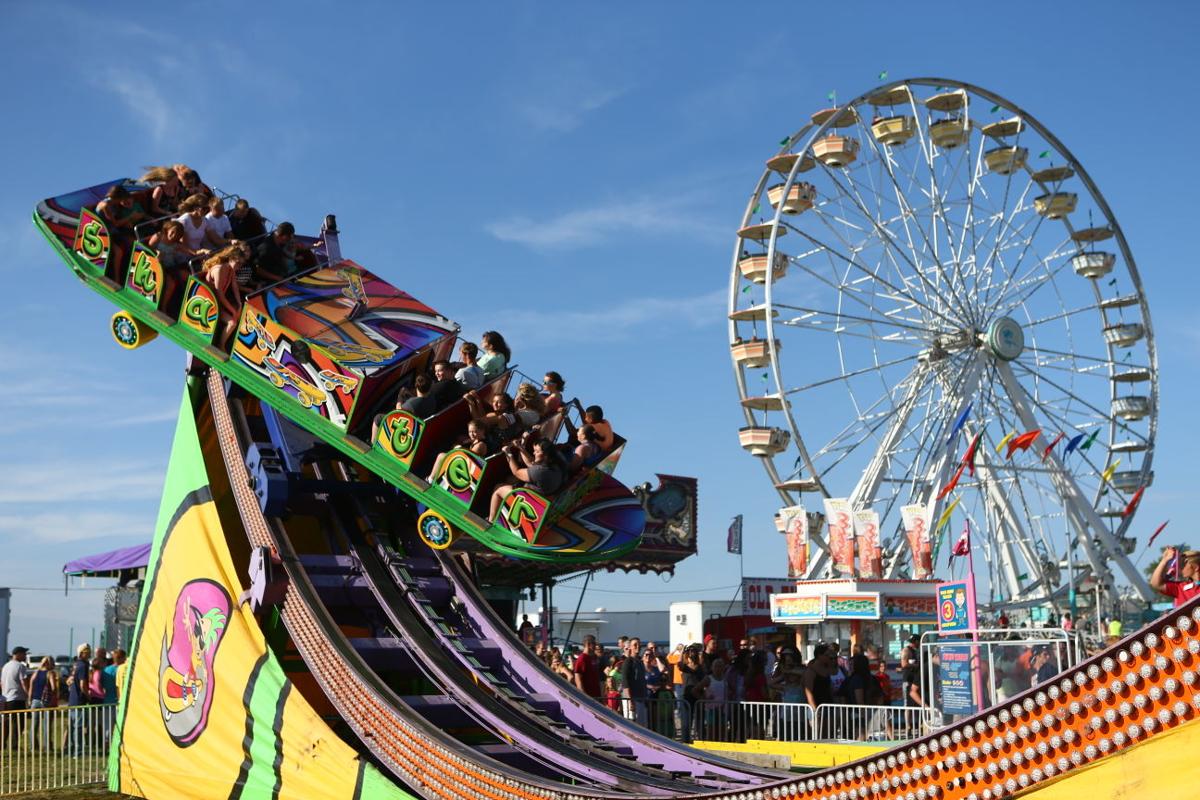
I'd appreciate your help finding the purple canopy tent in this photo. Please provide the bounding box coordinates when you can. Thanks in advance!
[62,543,152,596]
[63,543,151,577]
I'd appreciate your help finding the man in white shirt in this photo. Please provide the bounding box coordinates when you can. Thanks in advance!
[455,341,485,389]
[1,646,30,747]
[204,196,232,243]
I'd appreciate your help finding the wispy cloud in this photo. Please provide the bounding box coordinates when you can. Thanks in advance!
[517,85,628,133]
[485,196,722,250]
[0,509,153,543]
[460,286,724,345]
[89,67,176,145]
[0,458,165,504]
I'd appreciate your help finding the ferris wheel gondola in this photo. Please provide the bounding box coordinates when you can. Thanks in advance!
[728,78,1157,606]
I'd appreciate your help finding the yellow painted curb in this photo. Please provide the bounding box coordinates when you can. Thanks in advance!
[693,739,890,769]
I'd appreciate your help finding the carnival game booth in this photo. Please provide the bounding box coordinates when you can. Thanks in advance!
[770,579,939,661]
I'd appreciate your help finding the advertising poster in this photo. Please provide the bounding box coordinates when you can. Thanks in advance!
[822,498,856,577]
[936,579,975,633]
[780,505,808,577]
[770,593,824,623]
[901,503,933,579]
[939,644,978,715]
[852,509,882,579]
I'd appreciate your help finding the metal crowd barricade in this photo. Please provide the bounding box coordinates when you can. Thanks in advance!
[813,703,943,742]
[691,700,817,743]
[0,704,116,796]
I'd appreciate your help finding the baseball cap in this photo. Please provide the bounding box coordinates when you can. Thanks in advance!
[11,646,28,655]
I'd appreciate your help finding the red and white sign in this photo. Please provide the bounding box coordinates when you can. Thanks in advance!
[742,577,794,616]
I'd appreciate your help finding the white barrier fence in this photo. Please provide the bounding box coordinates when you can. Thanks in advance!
[614,697,944,744]
[0,704,116,796]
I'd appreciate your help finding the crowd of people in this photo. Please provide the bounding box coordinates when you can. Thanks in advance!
[0,643,126,753]
[92,164,312,347]
[519,630,914,743]
[374,340,616,519]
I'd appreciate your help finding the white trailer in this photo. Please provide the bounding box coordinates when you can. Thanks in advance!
[669,600,734,651]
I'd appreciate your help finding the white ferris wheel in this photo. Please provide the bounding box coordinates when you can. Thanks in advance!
[728,78,1157,606]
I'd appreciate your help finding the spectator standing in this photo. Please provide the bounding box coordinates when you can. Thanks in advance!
[102,650,126,704]
[620,638,648,725]
[27,655,58,751]
[900,635,924,707]
[1150,547,1200,607]
[1,646,30,748]
[572,635,602,700]
[803,644,835,711]
[517,614,534,644]
[66,643,92,756]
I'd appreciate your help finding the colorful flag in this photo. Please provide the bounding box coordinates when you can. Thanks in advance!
[947,402,972,447]
[995,431,1017,454]
[1038,150,1051,158]
[962,431,984,476]
[1146,520,1170,549]
[779,136,790,146]
[1063,432,1085,455]
[727,515,743,554]
[1041,432,1065,461]
[938,462,967,500]
[878,70,889,80]
[1100,459,1122,483]
[1079,429,1100,451]
[827,90,837,102]
[951,521,971,558]
[1122,486,1145,517]
[1005,429,1041,459]
[935,496,961,531]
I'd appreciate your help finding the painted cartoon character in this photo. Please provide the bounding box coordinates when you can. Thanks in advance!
[264,355,326,408]
[338,267,368,305]
[318,369,360,393]
[241,312,277,352]
[158,579,231,746]
[317,340,393,365]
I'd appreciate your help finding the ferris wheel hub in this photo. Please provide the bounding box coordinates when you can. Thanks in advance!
[986,316,1025,361]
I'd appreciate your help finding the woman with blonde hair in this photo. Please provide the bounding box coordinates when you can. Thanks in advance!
[202,241,253,347]
[141,166,183,217]
[514,383,545,427]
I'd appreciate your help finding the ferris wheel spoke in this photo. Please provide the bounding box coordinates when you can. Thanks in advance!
[1009,359,1149,450]
[772,302,943,337]
[806,366,929,473]
[892,108,983,325]
[1021,341,1144,369]
[817,162,971,325]
[782,218,962,329]
[1019,302,1102,330]
[991,239,1083,318]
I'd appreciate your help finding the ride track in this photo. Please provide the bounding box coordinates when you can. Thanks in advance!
[196,367,1200,800]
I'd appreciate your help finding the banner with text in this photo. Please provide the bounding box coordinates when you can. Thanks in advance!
[741,576,795,617]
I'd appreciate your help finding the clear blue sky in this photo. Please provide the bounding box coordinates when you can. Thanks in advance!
[2,3,1198,654]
